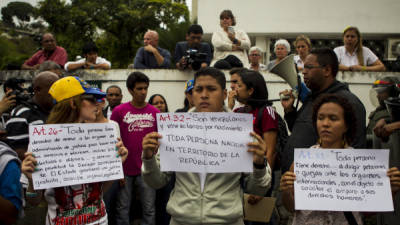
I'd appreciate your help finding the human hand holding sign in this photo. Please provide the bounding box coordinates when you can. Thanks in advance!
[142,132,162,159]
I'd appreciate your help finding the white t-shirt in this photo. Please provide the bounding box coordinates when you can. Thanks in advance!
[64,57,111,72]
[334,46,379,67]
[294,55,304,69]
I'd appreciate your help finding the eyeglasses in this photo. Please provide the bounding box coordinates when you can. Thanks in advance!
[250,54,260,57]
[303,64,324,70]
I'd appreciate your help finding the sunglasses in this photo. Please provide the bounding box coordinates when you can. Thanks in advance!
[81,94,98,104]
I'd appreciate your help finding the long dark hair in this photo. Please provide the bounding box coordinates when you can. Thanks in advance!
[237,70,271,109]
[148,94,169,112]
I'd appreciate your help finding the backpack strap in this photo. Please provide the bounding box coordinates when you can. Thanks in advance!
[256,105,266,134]
[343,212,358,225]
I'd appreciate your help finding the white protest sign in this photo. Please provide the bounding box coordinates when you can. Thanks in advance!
[157,112,253,173]
[294,148,393,212]
[29,123,124,190]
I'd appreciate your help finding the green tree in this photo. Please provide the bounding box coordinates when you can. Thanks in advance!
[36,0,189,68]
[1,2,34,28]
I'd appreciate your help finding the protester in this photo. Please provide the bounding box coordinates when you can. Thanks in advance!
[211,10,251,69]
[293,35,311,71]
[111,72,159,225]
[149,94,169,112]
[148,94,171,225]
[103,85,123,119]
[175,24,212,70]
[234,70,278,169]
[0,141,22,225]
[267,39,290,71]
[134,30,171,69]
[374,96,400,225]
[141,67,271,225]
[95,96,121,225]
[6,72,59,160]
[228,68,247,110]
[280,93,400,224]
[367,76,400,148]
[65,42,111,71]
[20,76,128,225]
[248,46,267,71]
[175,79,194,112]
[279,48,366,174]
[334,26,385,72]
[21,33,68,70]
[233,70,279,225]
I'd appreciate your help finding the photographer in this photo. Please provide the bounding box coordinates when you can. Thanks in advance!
[0,78,28,135]
[174,24,212,70]
[5,73,59,160]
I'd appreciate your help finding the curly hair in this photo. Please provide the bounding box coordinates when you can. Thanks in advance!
[312,94,357,144]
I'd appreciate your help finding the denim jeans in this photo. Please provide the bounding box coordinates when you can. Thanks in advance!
[116,175,156,225]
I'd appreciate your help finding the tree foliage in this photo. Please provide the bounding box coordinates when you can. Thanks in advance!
[1,2,35,28]
[36,0,190,68]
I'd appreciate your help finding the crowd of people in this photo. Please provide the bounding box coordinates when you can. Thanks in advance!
[0,8,399,225]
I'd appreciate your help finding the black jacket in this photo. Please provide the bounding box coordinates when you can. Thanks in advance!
[281,80,366,172]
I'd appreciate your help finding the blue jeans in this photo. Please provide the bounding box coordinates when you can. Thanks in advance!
[116,175,156,225]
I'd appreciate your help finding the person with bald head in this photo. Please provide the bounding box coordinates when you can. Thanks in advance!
[22,33,68,70]
[133,30,171,69]
[6,71,59,160]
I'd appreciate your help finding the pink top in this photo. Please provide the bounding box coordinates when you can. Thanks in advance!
[24,46,68,67]
[111,102,159,176]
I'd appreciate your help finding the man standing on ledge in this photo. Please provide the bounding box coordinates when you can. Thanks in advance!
[21,33,68,70]
[134,30,171,69]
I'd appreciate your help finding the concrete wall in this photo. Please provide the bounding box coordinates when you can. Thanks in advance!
[196,0,400,37]
[1,69,398,125]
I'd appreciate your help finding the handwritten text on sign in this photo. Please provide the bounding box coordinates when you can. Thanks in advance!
[157,113,253,173]
[29,123,124,190]
[294,148,393,212]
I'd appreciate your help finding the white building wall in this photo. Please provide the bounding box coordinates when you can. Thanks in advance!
[1,69,397,125]
[196,0,400,37]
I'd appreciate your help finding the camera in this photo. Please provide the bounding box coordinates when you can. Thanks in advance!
[4,78,31,105]
[8,89,31,104]
[183,49,207,70]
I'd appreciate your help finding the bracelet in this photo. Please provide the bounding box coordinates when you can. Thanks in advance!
[26,191,38,198]
[233,38,238,44]
[362,66,366,71]
[90,65,94,69]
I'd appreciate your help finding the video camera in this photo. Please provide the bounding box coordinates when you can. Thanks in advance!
[183,49,207,70]
[4,78,31,104]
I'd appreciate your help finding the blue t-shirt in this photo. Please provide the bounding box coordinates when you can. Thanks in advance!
[0,160,22,211]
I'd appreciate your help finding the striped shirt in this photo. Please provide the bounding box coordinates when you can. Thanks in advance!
[6,100,49,149]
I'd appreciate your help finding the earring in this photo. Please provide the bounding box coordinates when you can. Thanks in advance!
[318,138,322,145]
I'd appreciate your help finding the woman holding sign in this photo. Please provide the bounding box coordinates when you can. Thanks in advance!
[21,76,128,225]
[280,94,400,225]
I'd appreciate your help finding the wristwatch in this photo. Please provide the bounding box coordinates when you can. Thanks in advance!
[233,38,238,44]
[253,157,267,169]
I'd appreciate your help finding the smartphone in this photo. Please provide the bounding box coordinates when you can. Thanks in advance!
[228,26,235,34]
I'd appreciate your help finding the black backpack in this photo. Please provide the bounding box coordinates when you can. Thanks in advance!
[255,105,288,170]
